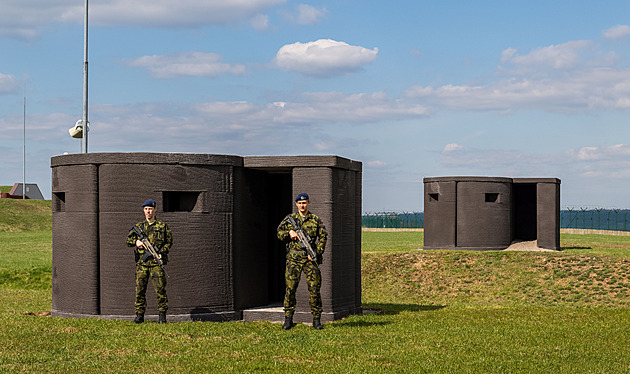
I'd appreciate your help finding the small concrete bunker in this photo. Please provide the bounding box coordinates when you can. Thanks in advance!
[423,176,560,251]
[51,153,362,323]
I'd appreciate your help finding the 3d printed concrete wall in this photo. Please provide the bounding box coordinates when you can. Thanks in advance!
[423,176,560,251]
[51,153,362,323]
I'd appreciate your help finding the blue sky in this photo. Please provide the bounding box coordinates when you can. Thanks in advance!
[2,1,630,212]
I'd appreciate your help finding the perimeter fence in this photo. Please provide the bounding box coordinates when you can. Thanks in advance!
[362,212,424,230]
[561,208,630,233]
[362,208,630,233]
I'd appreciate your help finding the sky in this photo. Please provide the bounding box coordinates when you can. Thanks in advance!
[2,1,630,212]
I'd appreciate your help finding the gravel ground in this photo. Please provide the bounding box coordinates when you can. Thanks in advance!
[505,240,556,252]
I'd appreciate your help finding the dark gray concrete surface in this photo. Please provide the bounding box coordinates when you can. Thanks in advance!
[423,176,561,251]
[51,153,362,322]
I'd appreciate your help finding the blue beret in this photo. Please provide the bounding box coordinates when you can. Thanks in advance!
[142,199,156,208]
[295,193,309,202]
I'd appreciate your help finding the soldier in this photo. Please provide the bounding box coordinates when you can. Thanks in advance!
[126,199,172,324]
[277,193,328,330]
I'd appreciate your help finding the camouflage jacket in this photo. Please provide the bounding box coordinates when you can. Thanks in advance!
[277,212,327,259]
[126,219,173,265]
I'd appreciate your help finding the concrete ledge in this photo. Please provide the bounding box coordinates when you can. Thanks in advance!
[51,309,242,322]
[423,246,511,251]
[244,155,362,172]
[423,176,513,183]
[242,304,362,324]
[51,152,243,167]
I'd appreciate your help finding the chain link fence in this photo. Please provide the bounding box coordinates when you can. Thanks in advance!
[362,209,630,233]
[362,212,424,230]
[561,208,630,233]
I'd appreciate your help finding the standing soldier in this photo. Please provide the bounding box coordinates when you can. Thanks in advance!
[277,193,328,330]
[126,199,173,324]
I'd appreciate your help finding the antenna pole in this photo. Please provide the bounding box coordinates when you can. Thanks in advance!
[82,0,89,153]
[23,96,26,199]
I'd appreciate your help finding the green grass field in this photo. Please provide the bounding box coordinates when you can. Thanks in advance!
[0,198,52,232]
[1,200,629,373]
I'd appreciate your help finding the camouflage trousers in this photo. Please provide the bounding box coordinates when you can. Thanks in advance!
[135,263,168,314]
[284,256,322,318]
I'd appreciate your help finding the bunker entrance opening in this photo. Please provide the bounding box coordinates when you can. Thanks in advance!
[513,183,537,241]
[265,172,293,304]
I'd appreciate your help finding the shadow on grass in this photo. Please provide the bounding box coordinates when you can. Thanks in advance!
[333,304,446,328]
[333,320,394,328]
[561,246,592,250]
[363,303,446,315]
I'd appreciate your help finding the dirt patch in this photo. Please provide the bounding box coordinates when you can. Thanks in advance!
[21,311,51,316]
[505,240,555,252]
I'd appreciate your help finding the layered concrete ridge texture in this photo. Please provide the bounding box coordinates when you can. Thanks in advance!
[423,176,561,251]
[51,153,362,323]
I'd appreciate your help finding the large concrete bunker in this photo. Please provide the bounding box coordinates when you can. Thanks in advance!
[51,153,362,323]
[423,176,560,251]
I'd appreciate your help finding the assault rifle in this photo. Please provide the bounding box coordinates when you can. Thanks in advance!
[131,225,169,278]
[285,216,320,269]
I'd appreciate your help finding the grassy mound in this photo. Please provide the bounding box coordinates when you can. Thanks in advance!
[363,250,630,309]
[0,199,52,232]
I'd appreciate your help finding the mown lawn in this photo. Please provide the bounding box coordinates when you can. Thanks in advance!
[1,230,629,373]
[0,199,52,232]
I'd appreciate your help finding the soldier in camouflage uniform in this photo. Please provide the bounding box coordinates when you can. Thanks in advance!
[126,199,173,324]
[277,193,328,330]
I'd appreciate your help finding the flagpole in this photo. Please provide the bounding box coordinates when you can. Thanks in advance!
[82,0,89,153]
[23,96,26,199]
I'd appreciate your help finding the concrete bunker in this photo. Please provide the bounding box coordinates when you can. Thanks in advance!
[51,153,362,323]
[423,176,560,251]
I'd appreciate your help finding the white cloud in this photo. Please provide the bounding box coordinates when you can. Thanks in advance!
[273,39,378,77]
[0,73,19,94]
[567,144,630,179]
[284,4,328,25]
[128,52,246,78]
[250,14,270,30]
[193,92,429,124]
[439,146,563,178]
[407,66,630,112]
[573,144,630,161]
[0,0,285,39]
[54,90,430,153]
[82,97,392,154]
[82,0,286,28]
[603,25,630,40]
[0,112,77,141]
[438,144,630,181]
[0,1,75,40]
[367,160,387,168]
[443,143,463,152]
[500,48,517,63]
[404,36,630,114]
[576,146,601,160]
[500,40,591,72]
[0,26,39,41]
[274,92,429,122]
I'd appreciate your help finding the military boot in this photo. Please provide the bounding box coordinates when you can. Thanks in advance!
[158,311,167,324]
[312,317,323,330]
[282,315,294,330]
[133,313,144,324]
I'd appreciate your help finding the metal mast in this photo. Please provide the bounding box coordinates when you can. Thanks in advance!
[82,0,89,153]
[23,96,26,199]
